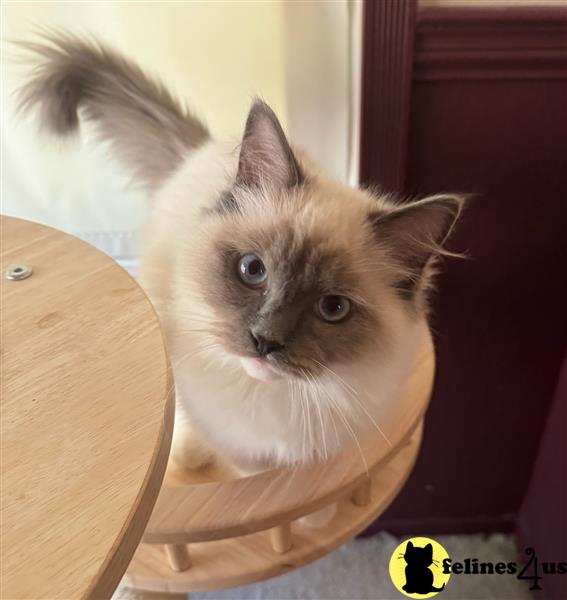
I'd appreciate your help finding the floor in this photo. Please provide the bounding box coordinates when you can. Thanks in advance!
[117,533,533,599]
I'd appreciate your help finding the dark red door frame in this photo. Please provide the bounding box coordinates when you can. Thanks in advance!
[360,0,417,193]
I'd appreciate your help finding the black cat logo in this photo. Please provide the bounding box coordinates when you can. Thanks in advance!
[402,541,446,595]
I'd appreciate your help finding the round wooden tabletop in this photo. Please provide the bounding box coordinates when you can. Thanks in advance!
[0,216,174,600]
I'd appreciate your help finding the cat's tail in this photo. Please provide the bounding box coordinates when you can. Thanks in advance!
[17,31,210,191]
[431,583,446,592]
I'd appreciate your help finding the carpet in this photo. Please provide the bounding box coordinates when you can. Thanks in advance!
[117,533,533,599]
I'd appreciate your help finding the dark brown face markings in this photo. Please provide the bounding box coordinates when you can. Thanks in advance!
[195,220,379,375]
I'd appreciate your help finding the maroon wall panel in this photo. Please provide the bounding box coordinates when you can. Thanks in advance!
[379,79,567,533]
[362,6,567,533]
[517,352,567,600]
[360,0,416,191]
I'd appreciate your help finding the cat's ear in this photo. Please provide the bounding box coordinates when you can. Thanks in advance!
[369,194,464,296]
[406,541,414,551]
[236,99,304,190]
[425,543,433,560]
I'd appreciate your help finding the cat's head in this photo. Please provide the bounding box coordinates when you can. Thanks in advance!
[404,541,434,567]
[190,101,463,381]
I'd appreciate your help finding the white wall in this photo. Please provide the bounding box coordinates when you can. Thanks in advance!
[1,1,360,264]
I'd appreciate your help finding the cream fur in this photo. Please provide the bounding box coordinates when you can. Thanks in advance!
[140,140,426,471]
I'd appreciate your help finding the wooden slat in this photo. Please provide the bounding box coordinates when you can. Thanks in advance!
[124,425,423,594]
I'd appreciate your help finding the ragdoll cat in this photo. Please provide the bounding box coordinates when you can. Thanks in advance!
[19,34,463,474]
[402,541,445,594]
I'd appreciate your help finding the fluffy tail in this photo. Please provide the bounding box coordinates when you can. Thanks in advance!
[18,32,210,191]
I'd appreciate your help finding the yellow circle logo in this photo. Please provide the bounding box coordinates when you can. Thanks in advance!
[389,537,451,598]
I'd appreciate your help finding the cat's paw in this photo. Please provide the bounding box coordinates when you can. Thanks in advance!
[297,503,337,528]
[170,443,214,470]
[169,422,215,472]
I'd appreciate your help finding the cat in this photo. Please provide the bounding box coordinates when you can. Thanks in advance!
[402,541,446,594]
[18,33,463,474]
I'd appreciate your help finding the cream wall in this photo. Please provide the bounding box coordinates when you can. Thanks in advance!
[1,1,360,264]
[2,2,289,134]
[283,0,361,187]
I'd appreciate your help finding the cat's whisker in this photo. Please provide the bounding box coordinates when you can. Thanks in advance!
[311,359,357,394]
[287,379,298,435]
[326,399,341,452]
[171,346,211,369]
[301,384,309,463]
[345,391,393,448]
[297,387,306,462]
[288,378,302,460]
[332,399,369,475]
[202,349,226,370]
[174,327,220,337]
[313,373,368,475]
[160,304,223,320]
[299,378,315,460]
[166,313,224,328]
[173,338,224,360]
[182,337,220,350]
[303,369,329,461]
[313,359,393,449]
[294,379,308,463]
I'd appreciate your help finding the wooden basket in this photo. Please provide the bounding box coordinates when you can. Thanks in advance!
[123,326,434,595]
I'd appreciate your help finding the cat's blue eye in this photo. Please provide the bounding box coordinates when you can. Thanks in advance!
[238,254,267,287]
[316,295,351,323]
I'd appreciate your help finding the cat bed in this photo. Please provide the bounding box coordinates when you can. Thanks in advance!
[122,327,434,596]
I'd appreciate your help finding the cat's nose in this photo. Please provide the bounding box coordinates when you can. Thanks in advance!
[250,332,285,356]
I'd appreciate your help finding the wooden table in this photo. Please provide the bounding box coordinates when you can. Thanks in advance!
[1,216,174,599]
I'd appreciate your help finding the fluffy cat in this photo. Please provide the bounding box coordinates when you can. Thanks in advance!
[19,34,463,473]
